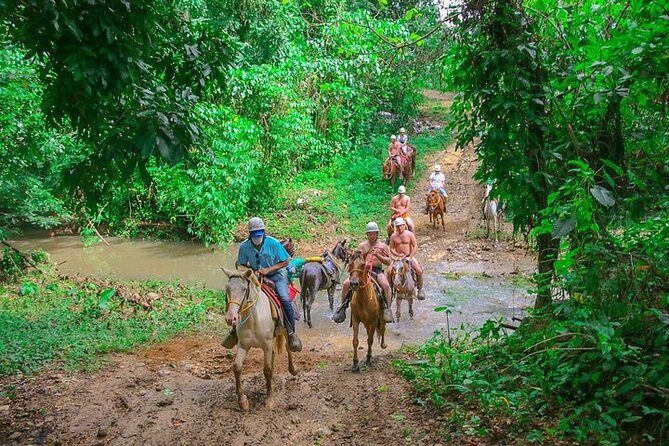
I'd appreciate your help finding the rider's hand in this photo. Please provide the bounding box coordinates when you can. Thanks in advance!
[258,268,269,277]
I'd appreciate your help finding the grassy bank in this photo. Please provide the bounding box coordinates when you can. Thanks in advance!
[260,130,450,246]
[0,268,226,376]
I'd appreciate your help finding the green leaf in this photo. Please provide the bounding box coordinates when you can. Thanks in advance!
[552,218,577,239]
[590,186,615,207]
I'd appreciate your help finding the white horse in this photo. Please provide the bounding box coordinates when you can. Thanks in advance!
[390,258,416,322]
[222,268,297,411]
[483,184,500,243]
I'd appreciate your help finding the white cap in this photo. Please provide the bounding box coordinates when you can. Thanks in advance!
[366,221,380,233]
[399,127,406,133]
[434,164,441,172]
[390,135,397,140]
[394,217,406,227]
[248,217,265,232]
[398,185,406,194]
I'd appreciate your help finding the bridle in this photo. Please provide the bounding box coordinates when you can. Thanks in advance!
[226,275,261,327]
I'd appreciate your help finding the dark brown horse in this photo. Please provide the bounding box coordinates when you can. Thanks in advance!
[382,156,412,188]
[404,144,417,173]
[348,250,387,372]
[298,240,349,328]
[427,190,446,232]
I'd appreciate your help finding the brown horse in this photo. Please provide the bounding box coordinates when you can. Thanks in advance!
[427,190,446,232]
[404,144,417,173]
[382,156,412,188]
[347,251,387,372]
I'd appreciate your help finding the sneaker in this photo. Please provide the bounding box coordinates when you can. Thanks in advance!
[383,307,394,323]
[288,333,303,352]
[222,329,237,349]
[417,288,426,301]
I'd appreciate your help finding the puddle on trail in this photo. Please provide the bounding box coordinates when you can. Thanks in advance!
[11,233,534,351]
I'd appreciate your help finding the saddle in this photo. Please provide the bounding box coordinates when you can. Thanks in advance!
[305,253,341,286]
[260,280,288,334]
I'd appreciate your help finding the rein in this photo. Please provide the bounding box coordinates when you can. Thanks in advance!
[227,276,262,328]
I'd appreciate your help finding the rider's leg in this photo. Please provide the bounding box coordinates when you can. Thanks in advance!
[376,273,394,323]
[411,257,426,299]
[440,188,448,199]
[269,273,302,352]
[406,217,415,233]
[332,278,351,323]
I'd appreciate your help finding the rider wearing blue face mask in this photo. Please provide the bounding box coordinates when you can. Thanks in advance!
[222,217,302,352]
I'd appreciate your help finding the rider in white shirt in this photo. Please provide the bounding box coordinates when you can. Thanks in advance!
[398,127,408,146]
[428,164,447,198]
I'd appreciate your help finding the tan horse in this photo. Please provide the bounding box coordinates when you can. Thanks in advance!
[347,251,387,372]
[427,190,446,231]
[389,258,416,322]
[222,268,297,411]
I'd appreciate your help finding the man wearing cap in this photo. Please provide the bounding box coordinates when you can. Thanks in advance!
[389,185,415,233]
[222,217,302,352]
[388,217,426,300]
[388,135,407,170]
[333,222,394,323]
[425,164,447,214]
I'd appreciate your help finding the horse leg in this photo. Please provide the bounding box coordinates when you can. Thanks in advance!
[441,211,446,232]
[396,296,401,322]
[409,298,414,319]
[284,332,298,376]
[365,321,375,367]
[380,319,387,349]
[352,317,361,373]
[233,346,250,412]
[327,284,335,312]
[263,344,275,409]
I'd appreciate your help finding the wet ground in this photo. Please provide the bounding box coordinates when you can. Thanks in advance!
[1,90,537,446]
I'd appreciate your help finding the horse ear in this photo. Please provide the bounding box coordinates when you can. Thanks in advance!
[341,239,347,246]
[242,269,258,284]
[221,267,237,278]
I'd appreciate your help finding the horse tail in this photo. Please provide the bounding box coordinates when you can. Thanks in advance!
[274,330,285,355]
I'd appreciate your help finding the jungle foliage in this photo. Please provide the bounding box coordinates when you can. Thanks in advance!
[0,0,438,242]
[399,0,669,444]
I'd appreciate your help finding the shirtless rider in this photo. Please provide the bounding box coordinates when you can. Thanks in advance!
[389,185,414,233]
[332,222,394,323]
[388,217,426,300]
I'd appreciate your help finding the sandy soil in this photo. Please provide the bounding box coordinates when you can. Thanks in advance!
[0,91,535,446]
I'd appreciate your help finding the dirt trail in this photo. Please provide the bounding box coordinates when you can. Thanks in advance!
[0,91,534,446]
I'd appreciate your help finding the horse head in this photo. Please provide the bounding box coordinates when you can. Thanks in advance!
[332,239,349,264]
[427,190,441,212]
[391,258,410,289]
[281,238,295,257]
[221,267,259,327]
[382,158,393,179]
[347,250,369,291]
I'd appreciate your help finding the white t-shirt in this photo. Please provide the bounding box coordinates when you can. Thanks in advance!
[429,172,446,189]
[399,134,408,144]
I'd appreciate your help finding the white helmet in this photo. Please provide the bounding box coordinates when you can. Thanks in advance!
[434,164,441,172]
[248,217,265,232]
[390,135,397,140]
[366,221,380,233]
[398,185,406,194]
[399,127,406,133]
[394,217,406,227]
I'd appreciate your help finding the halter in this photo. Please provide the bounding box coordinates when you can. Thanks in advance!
[226,275,262,328]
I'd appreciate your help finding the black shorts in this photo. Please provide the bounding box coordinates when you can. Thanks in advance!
[372,266,384,276]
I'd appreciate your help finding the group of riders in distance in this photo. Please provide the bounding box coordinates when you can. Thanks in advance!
[220,127,454,409]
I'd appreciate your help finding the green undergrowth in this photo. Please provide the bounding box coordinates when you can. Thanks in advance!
[263,129,450,245]
[395,304,669,445]
[0,266,226,376]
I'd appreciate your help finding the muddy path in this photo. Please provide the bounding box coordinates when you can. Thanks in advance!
[0,91,535,446]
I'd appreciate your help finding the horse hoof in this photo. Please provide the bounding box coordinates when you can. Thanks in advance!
[365,359,372,367]
[265,398,275,410]
[239,395,250,412]
[289,365,298,376]
[381,342,387,350]
[352,362,360,373]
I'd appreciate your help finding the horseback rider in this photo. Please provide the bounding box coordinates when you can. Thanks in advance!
[222,217,302,353]
[333,222,395,323]
[388,135,408,169]
[398,127,408,146]
[389,185,414,233]
[388,217,426,300]
[428,164,447,199]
